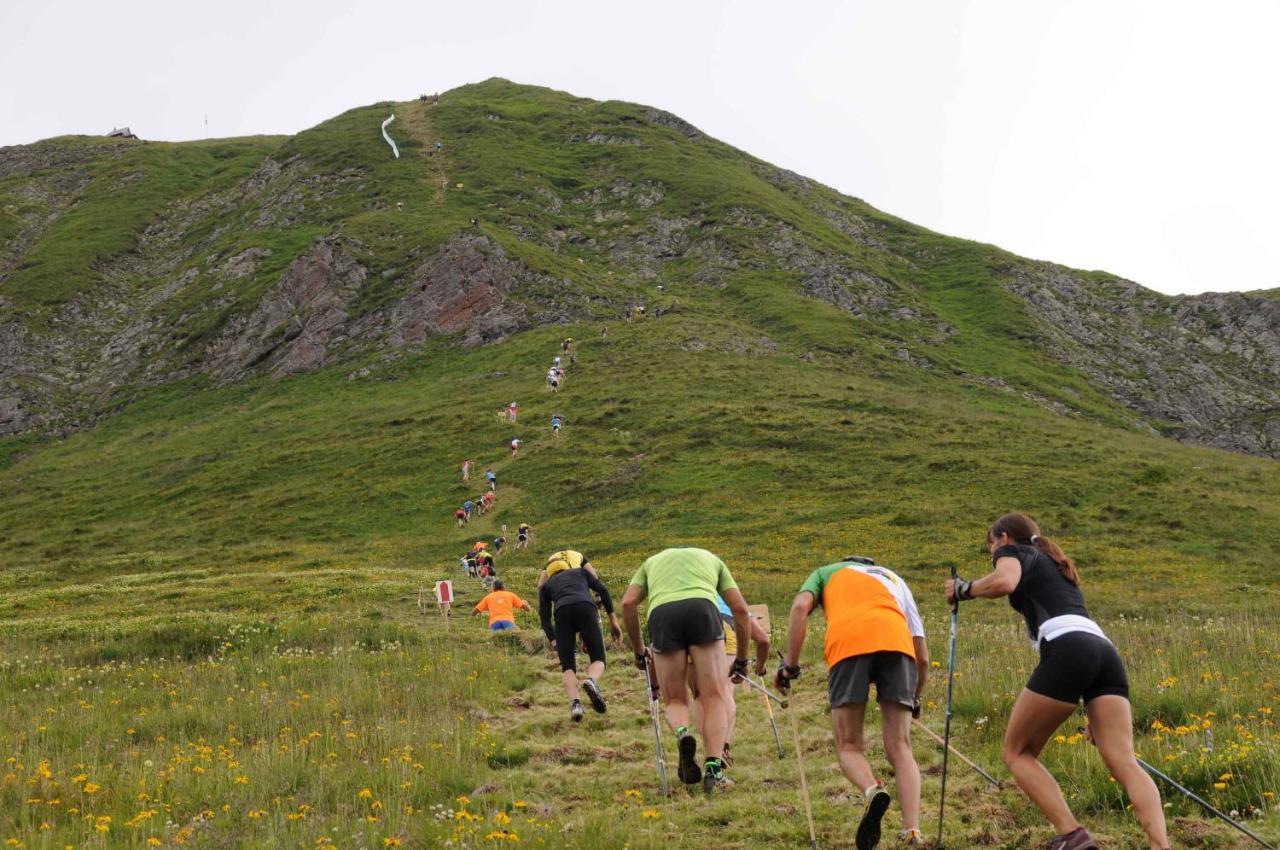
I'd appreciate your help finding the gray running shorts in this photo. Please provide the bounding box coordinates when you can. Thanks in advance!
[828,651,918,709]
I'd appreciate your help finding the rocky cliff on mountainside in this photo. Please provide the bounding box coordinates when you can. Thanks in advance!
[1,81,1277,458]
[1006,263,1280,456]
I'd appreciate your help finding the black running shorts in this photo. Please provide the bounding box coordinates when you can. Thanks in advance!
[554,601,606,673]
[647,598,724,652]
[828,651,918,709]
[1027,632,1130,704]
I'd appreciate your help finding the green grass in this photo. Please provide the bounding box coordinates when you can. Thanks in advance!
[1,79,1278,848]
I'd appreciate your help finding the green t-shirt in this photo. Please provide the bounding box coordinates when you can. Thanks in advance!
[629,547,738,613]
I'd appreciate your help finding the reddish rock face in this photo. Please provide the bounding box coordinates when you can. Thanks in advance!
[204,233,533,381]
[389,233,527,347]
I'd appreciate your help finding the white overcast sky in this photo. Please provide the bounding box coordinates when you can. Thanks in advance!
[3,0,1279,296]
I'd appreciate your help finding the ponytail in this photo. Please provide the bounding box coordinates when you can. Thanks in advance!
[989,513,1080,586]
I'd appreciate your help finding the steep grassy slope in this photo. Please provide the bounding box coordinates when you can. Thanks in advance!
[4,79,1275,453]
[1,80,1278,848]
[2,311,1279,847]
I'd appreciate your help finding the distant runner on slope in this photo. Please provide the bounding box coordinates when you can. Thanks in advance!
[539,551,621,722]
[517,522,533,549]
[461,459,472,482]
[454,507,467,527]
[550,415,563,436]
[486,469,497,491]
[622,547,752,795]
[510,438,522,458]
[473,580,530,631]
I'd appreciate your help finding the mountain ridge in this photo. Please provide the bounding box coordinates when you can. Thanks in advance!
[0,78,1276,455]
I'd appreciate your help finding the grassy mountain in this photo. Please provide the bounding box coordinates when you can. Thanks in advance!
[1,80,1278,848]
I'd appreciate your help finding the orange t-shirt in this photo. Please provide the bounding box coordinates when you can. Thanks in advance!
[474,590,528,625]
[800,562,924,667]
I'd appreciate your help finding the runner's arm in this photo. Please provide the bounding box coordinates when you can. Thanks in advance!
[748,615,771,676]
[473,598,488,617]
[721,588,751,664]
[620,584,646,657]
[912,636,929,703]
[538,585,555,642]
[586,572,615,615]
[783,591,817,668]
[946,555,1021,602]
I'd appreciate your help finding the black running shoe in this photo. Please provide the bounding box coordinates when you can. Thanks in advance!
[702,757,728,795]
[856,784,892,850]
[582,678,607,714]
[570,700,584,723]
[677,733,701,785]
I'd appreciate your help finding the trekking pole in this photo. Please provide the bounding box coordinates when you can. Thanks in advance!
[643,653,670,797]
[758,676,786,759]
[1135,757,1277,850]
[740,674,788,707]
[937,564,960,849]
[780,652,819,850]
[912,719,1000,788]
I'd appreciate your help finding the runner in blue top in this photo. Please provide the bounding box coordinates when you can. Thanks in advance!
[689,594,769,767]
[463,499,473,518]
[486,469,497,491]
[551,415,563,436]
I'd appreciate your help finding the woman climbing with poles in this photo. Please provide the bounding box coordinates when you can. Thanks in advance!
[945,513,1170,850]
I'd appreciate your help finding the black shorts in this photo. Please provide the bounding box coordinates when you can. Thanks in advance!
[554,601,606,672]
[1027,632,1129,704]
[647,598,724,652]
[828,652,917,709]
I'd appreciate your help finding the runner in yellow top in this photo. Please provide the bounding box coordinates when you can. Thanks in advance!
[776,556,929,849]
[621,547,752,795]
[535,549,597,589]
[472,581,531,631]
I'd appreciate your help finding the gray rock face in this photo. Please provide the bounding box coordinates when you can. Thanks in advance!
[643,108,702,139]
[383,233,532,349]
[205,239,367,378]
[205,233,542,378]
[1006,263,1280,456]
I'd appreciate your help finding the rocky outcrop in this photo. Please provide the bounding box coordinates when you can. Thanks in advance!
[383,233,531,349]
[1007,264,1280,456]
[205,239,366,378]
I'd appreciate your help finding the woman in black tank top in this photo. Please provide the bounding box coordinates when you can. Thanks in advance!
[945,513,1169,850]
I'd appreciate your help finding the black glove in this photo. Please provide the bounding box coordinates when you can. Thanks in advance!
[953,578,974,602]
[912,698,922,720]
[729,657,749,681]
[775,662,800,694]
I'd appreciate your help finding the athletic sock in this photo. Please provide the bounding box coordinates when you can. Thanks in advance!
[863,782,882,799]
[675,725,690,739]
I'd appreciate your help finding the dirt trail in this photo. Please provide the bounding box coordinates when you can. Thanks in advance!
[397,100,448,204]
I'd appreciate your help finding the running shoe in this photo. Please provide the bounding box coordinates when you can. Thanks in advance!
[856,783,892,850]
[898,829,924,846]
[720,742,733,768]
[570,699,584,723]
[676,732,702,785]
[702,757,729,795]
[1048,827,1098,850]
[582,678,607,714]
